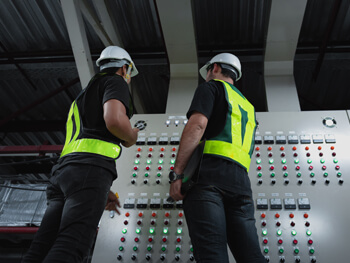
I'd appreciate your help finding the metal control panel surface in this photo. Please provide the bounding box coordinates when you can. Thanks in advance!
[92,111,350,263]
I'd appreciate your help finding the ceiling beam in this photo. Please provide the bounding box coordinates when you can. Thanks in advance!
[61,0,95,89]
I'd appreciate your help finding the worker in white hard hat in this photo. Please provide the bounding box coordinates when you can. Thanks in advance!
[23,46,139,263]
[170,53,266,263]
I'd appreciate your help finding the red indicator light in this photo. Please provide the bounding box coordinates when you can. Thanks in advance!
[137,220,142,225]
[268,153,273,157]
[162,237,167,242]
[275,213,280,218]
[178,212,184,217]
[178,220,183,225]
[263,239,268,244]
[335,165,340,170]
[149,147,153,152]
[306,152,310,157]
[160,147,165,152]
[332,152,336,157]
[136,153,141,158]
[150,220,155,225]
[280,152,285,157]
[305,221,310,227]
[256,153,261,157]
[261,213,266,218]
[121,237,126,242]
[318,146,322,150]
[165,212,170,217]
[295,166,300,170]
[304,213,309,219]
[257,166,262,171]
[290,221,295,227]
[267,147,272,151]
[276,221,281,227]
[172,147,177,152]
[293,239,298,245]
[171,153,176,158]
[152,212,157,217]
[292,146,297,151]
[280,146,285,151]
[282,165,287,170]
[308,239,313,245]
[278,239,283,244]
[133,166,138,171]
[294,153,298,157]
[125,212,130,217]
[138,212,143,217]
[289,213,294,218]
[170,166,174,170]
[148,237,153,242]
[124,220,128,225]
[148,153,152,158]
[159,153,164,158]
[319,152,323,157]
[322,165,327,170]
[146,166,150,171]
[135,237,139,242]
[256,147,260,151]
[164,220,169,225]
[270,166,275,171]
[261,221,267,227]
[137,148,142,152]
[305,146,309,150]
[331,146,335,150]
[158,166,162,171]
[176,237,182,243]
[309,166,313,170]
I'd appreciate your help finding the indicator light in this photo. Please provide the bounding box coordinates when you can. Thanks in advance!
[262,229,268,236]
[178,219,183,225]
[291,230,297,236]
[264,248,269,253]
[147,246,152,251]
[190,247,194,252]
[133,166,138,171]
[269,165,275,170]
[293,239,298,244]
[178,212,184,217]
[307,159,312,164]
[136,153,141,158]
[162,237,167,242]
[263,238,268,244]
[135,228,141,234]
[149,228,155,234]
[322,165,327,170]
[279,248,284,254]
[268,153,273,157]
[306,230,312,236]
[158,159,163,164]
[269,159,274,164]
[289,213,294,219]
[124,220,128,225]
[304,213,309,219]
[309,166,313,170]
[133,246,138,251]
[261,213,266,218]
[120,237,126,242]
[144,173,149,177]
[160,147,165,152]
[261,221,267,227]
[280,152,285,157]
[305,146,309,150]
[276,221,281,227]
[134,237,140,242]
[170,166,174,170]
[267,147,272,151]
[292,146,297,151]
[148,153,152,158]
[119,246,124,251]
[280,146,285,151]
[296,172,301,177]
[148,237,153,242]
[164,219,169,225]
[277,229,282,236]
[294,159,299,164]
[332,152,336,157]
[318,146,322,150]
[125,212,130,217]
[257,166,262,170]
[294,248,300,254]
[122,228,127,234]
[323,172,328,177]
[256,152,261,157]
[172,147,177,152]
[308,239,314,245]
[170,159,176,164]
[270,172,275,177]
[132,173,137,177]
[290,221,296,227]
[294,153,298,157]
[333,159,338,163]
[278,239,283,244]
[256,147,260,151]
[134,159,140,164]
[257,173,262,177]
[283,172,288,177]
[309,248,315,254]
[150,219,156,225]
[176,247,181,252]
[161,246,166,251]
[157,172,162,177]
[275,213,280,218]
[310,172,315,177]
[177,228,182,234]
[281,159,287,164]
[137,148,142,152]
[335,165,340,170]
[176,237,182,243]
[256,159,261,164]
[305,221,310,227]
[163,228,168,234]
[337,172,342,177]
[171,153,176,158]
[159,153,164,158]
[147,159,152,164]
[158,166,162,170]
[148,147,153,152]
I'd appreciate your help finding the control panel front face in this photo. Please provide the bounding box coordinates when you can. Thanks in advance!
[92,111,350,263]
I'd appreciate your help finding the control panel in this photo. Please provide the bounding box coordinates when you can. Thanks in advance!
[92,111,350,263]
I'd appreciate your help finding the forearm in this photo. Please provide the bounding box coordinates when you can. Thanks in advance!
[107,114,137,144]
[174,113,207,174]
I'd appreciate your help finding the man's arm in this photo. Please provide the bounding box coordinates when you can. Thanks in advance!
[170,112,208,201]
[103,99,139,147]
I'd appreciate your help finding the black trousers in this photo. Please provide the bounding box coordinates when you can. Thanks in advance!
[22,164,113,263]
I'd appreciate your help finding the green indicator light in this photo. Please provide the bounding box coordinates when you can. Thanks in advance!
[258,173,262,177]
[256,159,261,164]
[277,229,282,236]
[190,247,194,252]
[132,173,137,177]
[149,228,155,234]
[136,228,141,234]
[323,172,328,177]
[291,230,297,236]
[170,159,176,164]
[161,246,166,252]
[145,173,149,177]
[269,159,274,164]
[122,228,127,234]
[310,172,315,177]
[176,247,181,252]
[133,246,138,251]
[147,246,152,251]
[163,228,168,234]
[307,159,312,164]
[306,230,312,236]
[337,172,342,177]
[270,173,275,177]
[134,159,140,164]
[157,173,162,177]
[297,172,302,177]
[147,159,152,164]
[177,228,182,234]
[119,246,124,251]
[294,159,299,164]
[309,248,315,254]
[294,248,300,254]
[158,159,163,164]
[262,229,268,236]
[320,159,325,164]
[279,248,284,254]
[264,248,269,254]
[282,159,287,164]
[284,172,288,177]
[333,159,338,164]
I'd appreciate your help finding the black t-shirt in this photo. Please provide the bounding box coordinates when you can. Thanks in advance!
[187,80,252,196]
[55,74,131,179]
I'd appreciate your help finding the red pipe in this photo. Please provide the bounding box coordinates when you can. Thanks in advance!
[0,227,39,234]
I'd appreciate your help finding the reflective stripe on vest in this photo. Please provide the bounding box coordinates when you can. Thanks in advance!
[60,101,121,159]
[203,79,256,172]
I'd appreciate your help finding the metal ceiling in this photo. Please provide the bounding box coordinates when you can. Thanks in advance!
[0,0,349,179]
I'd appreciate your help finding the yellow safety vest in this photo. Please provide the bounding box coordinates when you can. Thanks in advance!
[60,100,121,159]
[203,79,256,172]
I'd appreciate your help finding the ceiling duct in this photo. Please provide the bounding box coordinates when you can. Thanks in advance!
[156,0,198,114]
[264,0,307,111]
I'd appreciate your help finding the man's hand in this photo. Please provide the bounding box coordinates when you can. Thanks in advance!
[169,180,185,201]
[105,190,121,214]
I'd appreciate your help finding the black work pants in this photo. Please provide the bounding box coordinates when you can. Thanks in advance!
[22,164,113,263]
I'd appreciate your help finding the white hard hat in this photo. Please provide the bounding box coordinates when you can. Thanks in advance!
[199,53,242,81]
[96,46,138,77]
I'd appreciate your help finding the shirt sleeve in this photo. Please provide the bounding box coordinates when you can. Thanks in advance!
[102,76,131,115]
[186,82,216,120]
